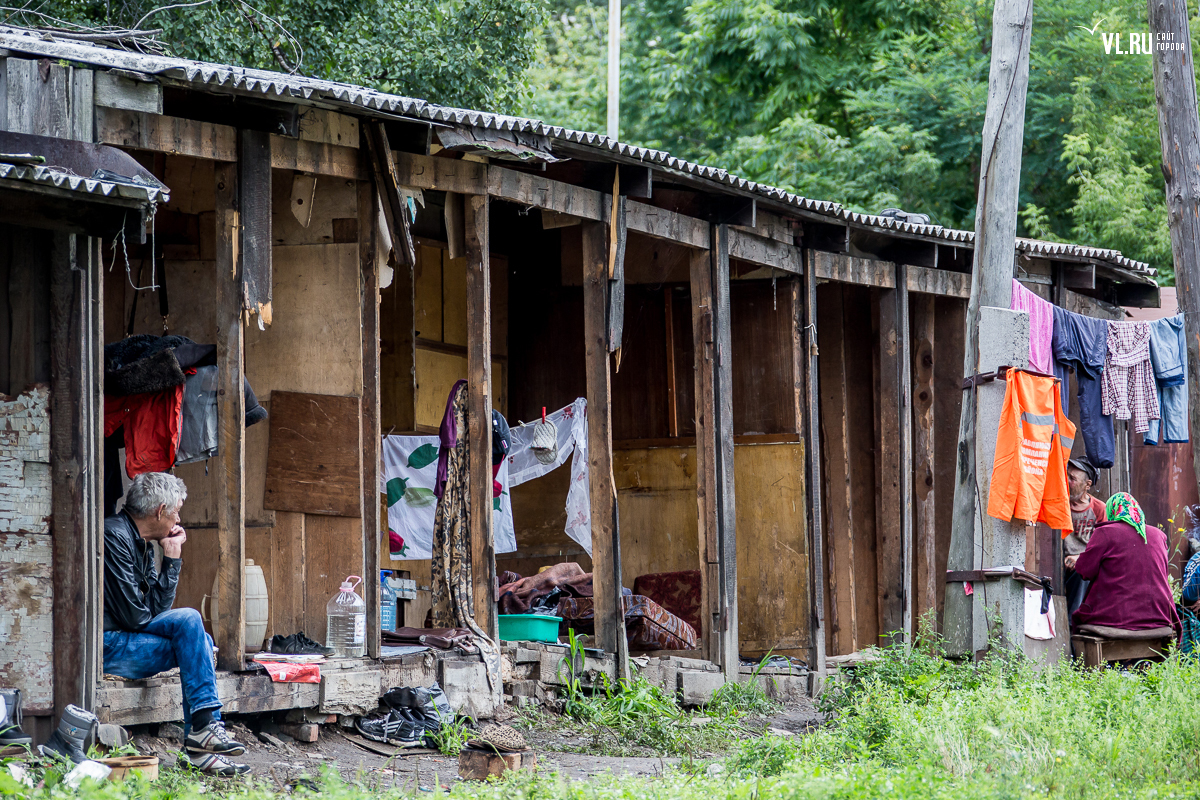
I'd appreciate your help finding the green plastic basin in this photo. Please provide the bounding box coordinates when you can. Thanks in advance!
[498,613,562,643]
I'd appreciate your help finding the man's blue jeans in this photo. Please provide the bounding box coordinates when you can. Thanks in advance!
[103,608,221,733]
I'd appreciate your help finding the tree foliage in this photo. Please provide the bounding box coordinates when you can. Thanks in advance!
[19,0,546,112]
[524,0,1182,282]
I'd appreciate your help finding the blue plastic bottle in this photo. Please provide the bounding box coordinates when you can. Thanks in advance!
[380,570,398,633]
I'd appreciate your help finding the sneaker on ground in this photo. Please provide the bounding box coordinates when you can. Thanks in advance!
[0,724,31,746]
[269,633,335,657]
[185,720,246,756]
[355,711,424,746]
[180,751,251,777]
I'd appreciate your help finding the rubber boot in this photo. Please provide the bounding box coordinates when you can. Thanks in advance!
[0,688,31,746]
[39,704,98,764]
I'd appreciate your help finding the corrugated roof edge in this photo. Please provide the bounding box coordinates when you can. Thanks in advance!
[0,25,1154,283]
[0,161,168,204]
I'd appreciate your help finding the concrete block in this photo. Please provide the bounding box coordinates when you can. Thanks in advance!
[737,672,810,704]
[319,670,381,715]
[537,650,614,687]
[440,658,495,720]
[635,659,678,694]
[514,648,540,664]
[678,670,725,705]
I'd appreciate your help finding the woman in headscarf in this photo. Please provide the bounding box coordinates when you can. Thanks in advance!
[1072,492,1180,636]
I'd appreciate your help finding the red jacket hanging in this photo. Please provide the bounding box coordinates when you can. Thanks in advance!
[987,369,1075,531]
[104,386,184,477]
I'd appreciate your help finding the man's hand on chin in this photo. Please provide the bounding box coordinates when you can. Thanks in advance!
[161,525,187,559]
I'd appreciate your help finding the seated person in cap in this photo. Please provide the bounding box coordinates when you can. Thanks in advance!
[1072,492,1179,637]
[102,472,249,777]
[1063,457,1105,617]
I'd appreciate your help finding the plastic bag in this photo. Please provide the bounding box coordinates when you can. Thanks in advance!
[381,681,453,726]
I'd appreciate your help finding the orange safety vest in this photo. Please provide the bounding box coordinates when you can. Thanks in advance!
[987,370,1075,531]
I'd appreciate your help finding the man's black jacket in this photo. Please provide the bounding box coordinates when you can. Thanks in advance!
[103,510,181,632]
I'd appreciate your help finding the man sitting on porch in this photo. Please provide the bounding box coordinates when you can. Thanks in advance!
[103,472,249,777]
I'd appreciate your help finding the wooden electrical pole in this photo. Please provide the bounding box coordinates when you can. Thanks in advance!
[1148,0,1200,499]
[944,0,1034,656]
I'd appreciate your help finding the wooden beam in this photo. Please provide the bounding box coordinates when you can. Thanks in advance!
[812,251,896,288]
[93,71,162,115]
[583,220,629,672]
[488,166,603,220]
[897,266,913,644]
[465,192,497,641]
[51,231,87,718]
[911,293,937,630]
[87,235,104,709]
[239,129,272,323]
[625,200,709,249]
[690,245,720,664]
[801,256,826,676]
[906,264,970,298]
[664,288,679,437]
[215,161,246,671]
[359,179,382,659]
[270,135,361,180]
[875,273,906,646]
[711,224,738,679]
[395,151,487,195]
[364,123,415,268]
[727,227,802,274]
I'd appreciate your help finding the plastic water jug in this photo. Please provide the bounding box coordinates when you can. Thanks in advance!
[380,571,397,633]
[326,575,366,658]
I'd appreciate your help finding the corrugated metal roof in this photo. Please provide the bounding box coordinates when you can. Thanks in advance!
[0,25,1154,283]
[0,161,168,203]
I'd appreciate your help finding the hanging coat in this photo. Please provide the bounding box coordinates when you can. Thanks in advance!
[987,370,1075,531]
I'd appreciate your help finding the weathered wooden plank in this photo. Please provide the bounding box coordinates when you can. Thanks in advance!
[487,167,603,221]
[583,220,628,674]
[608,192,626,352]
[712,224,738,681]
[802,254,826,675]
[96,673,321,725]
[465,192,497,641]
[727,227,802,274]
[664,289,679,437]
[270,135,362,179]
[812,250,896,288]
[906,264,970,298]
[365,123,415,267]
[897,265,913,643]
[733,209,795,246]
[239,129,272,322]
[911,293,938,629]
[395,151,487,195]
[96,107,237,160]
[626,200,709,249]
[215,161,246,672]
[690,245,720,662]
[93,71,162,114]
[875,274,906,645]
[359,179,382,659]
[264,392,363,517]
[50,231,86,719]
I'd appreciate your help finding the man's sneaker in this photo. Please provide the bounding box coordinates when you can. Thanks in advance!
[355,711,423,746]
[185,721,246,756]
[180,751,250,777]
[269,633,335,657]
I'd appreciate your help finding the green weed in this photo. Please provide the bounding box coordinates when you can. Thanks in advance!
[425,716,473,756]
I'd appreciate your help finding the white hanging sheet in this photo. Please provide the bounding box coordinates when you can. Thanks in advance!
[507,398,591,555]
[379,434,516,560]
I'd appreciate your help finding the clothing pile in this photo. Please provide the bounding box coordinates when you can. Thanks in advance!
[103,334,266,514]
[1013,282,1189,471]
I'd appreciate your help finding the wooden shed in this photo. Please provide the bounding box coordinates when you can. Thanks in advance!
[0,25,1160,735]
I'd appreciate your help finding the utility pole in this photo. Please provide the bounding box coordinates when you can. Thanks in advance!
[1148,0,1200,502]
[606,0,620,138]
[944,0,1035,658]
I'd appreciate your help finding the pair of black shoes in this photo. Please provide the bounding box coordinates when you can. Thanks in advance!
[268,632,335,657]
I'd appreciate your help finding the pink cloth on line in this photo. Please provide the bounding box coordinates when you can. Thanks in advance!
[1010,279,1054,374]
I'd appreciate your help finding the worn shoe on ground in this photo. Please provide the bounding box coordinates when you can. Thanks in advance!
[467,723,527,753]
[185,721,246,756]
[180,751,251,777]
[355,711,424,746]
[38,704,98,764]
[0,688,31,746]
[269,633,335,657]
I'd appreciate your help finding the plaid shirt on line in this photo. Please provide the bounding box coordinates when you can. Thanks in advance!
[1101,320,1160,433]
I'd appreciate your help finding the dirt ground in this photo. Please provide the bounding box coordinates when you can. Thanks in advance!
[128,698,824,787]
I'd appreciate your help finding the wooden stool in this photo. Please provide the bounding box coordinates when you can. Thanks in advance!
[458,747,537,780]
[1070,624,1175,667]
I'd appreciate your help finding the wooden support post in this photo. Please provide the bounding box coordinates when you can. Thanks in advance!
[801,252,827,678]
[911,293,937,629]
[87,235,104,708]
[711,224,738,680]
[359,180,382,659]
[875,274,908,645]
[238,130,272,323]
[583,220,629,673]
[51,231,88,714]
[465,192,497,641]
[691,246,720,664]
[898,266,913,643]
[664,289,679,437]
[215,161,246,671]
[1148,0,1200,511]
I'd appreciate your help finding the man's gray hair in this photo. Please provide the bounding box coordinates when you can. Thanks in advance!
[124,472,188,518]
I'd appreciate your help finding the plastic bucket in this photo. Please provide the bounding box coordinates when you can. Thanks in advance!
[497,614,562,643]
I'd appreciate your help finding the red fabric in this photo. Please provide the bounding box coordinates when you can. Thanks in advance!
[258,661,321,683]
[1073,521,1181,635]
[104,387,184,476]
[632,570,702,636]
[493,462,502,498]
